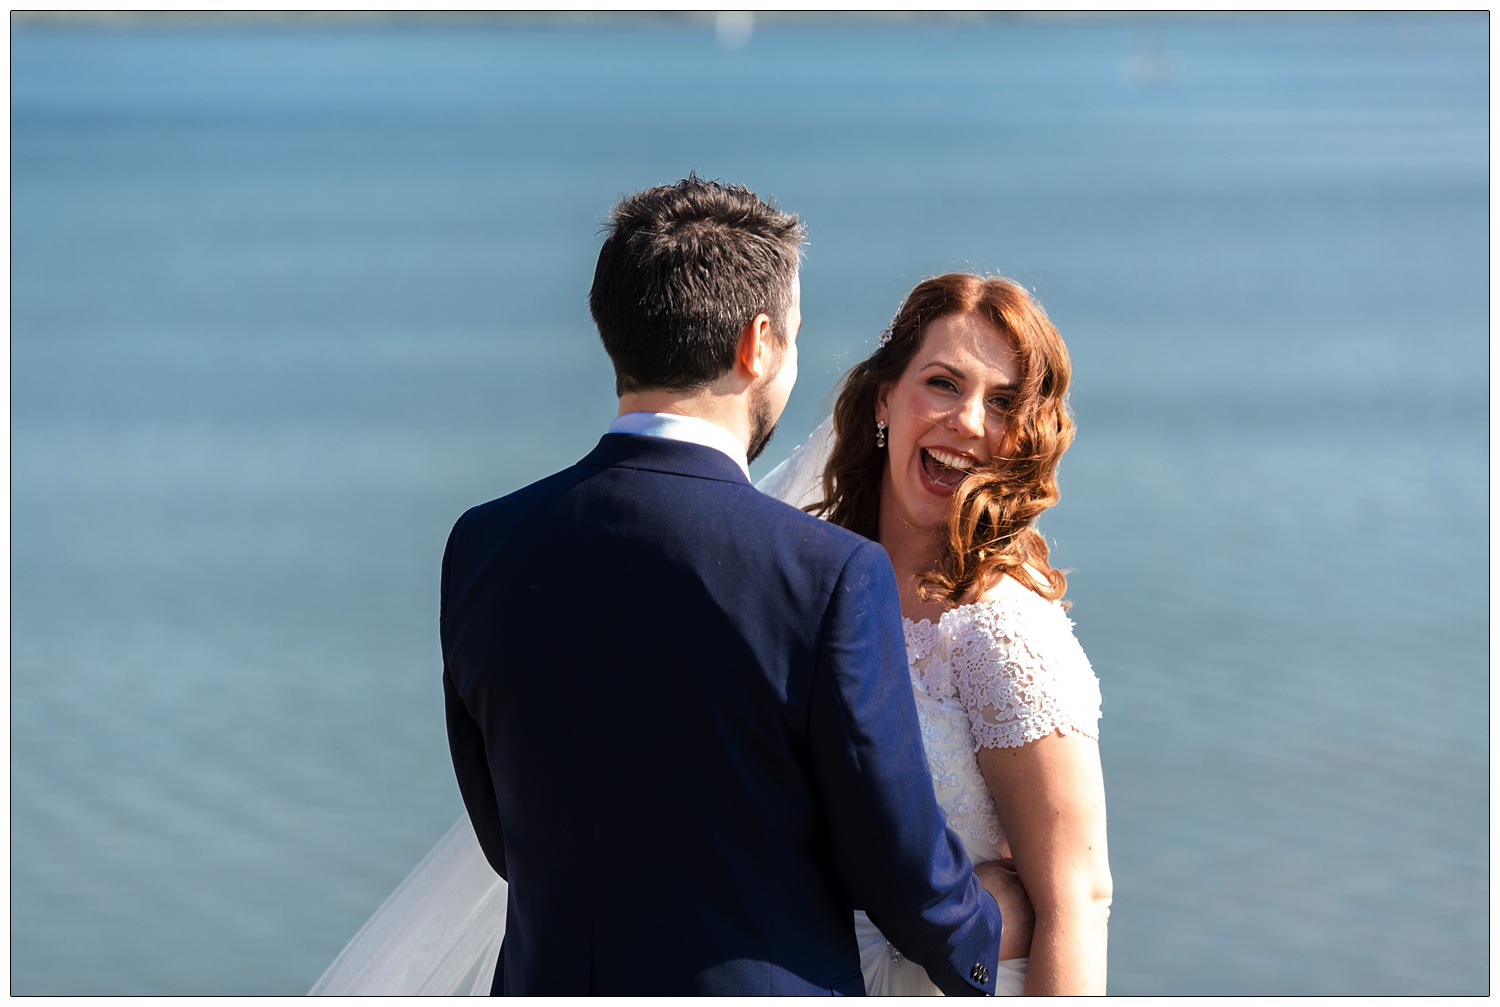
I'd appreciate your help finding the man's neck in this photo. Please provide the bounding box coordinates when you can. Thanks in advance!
[617,386,751,455]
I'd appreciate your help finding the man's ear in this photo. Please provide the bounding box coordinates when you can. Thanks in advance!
[735,312,777,380]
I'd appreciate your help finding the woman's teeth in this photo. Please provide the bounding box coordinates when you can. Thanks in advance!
[921,448,972,488]
[925,448,973,471]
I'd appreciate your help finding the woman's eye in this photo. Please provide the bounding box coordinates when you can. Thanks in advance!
[926,377,958,393]
[988,396,1013,412]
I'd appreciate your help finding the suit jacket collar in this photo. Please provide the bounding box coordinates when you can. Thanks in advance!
[580,433,753,486]
[608,412,750,477]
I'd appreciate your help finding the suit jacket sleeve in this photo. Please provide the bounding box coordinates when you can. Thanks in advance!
[807,540,1002,995]
[441,514,508,880]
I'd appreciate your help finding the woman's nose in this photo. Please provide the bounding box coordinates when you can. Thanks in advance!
[948,394,987,437]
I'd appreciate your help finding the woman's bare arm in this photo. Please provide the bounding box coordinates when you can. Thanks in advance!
[977,729,1111,995]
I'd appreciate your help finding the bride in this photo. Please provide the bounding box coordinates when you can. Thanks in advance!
[312,273,1108,997]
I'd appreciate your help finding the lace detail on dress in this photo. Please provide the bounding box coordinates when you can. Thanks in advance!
[945,578,1102,751]
[901,577,1102,852]
[904,618,953,701]
[905,618,1000,850]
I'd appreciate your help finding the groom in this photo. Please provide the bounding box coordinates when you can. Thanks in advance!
[442,176,1010,995]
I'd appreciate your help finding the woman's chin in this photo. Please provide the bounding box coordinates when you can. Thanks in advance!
[882,464,955,542]
[892,477,953,538]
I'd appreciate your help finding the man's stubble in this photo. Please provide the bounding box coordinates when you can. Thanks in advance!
[747,386,778,465]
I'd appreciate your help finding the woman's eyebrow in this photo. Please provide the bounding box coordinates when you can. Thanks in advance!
[920,358,966,379]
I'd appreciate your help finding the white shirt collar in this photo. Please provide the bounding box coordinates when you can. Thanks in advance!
[608,412,751,479]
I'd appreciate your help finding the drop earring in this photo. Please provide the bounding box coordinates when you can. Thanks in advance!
[875,419,887,449]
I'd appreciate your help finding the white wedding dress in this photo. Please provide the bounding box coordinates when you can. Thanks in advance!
[853,578,1102,995]
[310,420,1101,996]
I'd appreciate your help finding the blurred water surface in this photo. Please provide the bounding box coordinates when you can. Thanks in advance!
[11,14,1488,994]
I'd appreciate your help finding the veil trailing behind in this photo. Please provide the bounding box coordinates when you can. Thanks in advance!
[309,420,836,997]
[309,816,507,995]
[748,413,835,511]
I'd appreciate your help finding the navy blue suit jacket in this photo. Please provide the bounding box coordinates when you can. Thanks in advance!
[442,433,1002,995]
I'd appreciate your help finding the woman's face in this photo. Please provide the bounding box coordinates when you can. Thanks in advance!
[875,311,1021,539]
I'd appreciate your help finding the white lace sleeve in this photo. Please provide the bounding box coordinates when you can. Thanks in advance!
[948,583,1102,750]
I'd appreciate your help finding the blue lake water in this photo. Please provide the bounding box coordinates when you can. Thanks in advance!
[10,13,1489,994]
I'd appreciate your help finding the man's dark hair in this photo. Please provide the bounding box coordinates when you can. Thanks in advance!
[589,174,807,395]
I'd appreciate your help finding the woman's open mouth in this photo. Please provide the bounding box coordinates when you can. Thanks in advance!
[919,447,974,494]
